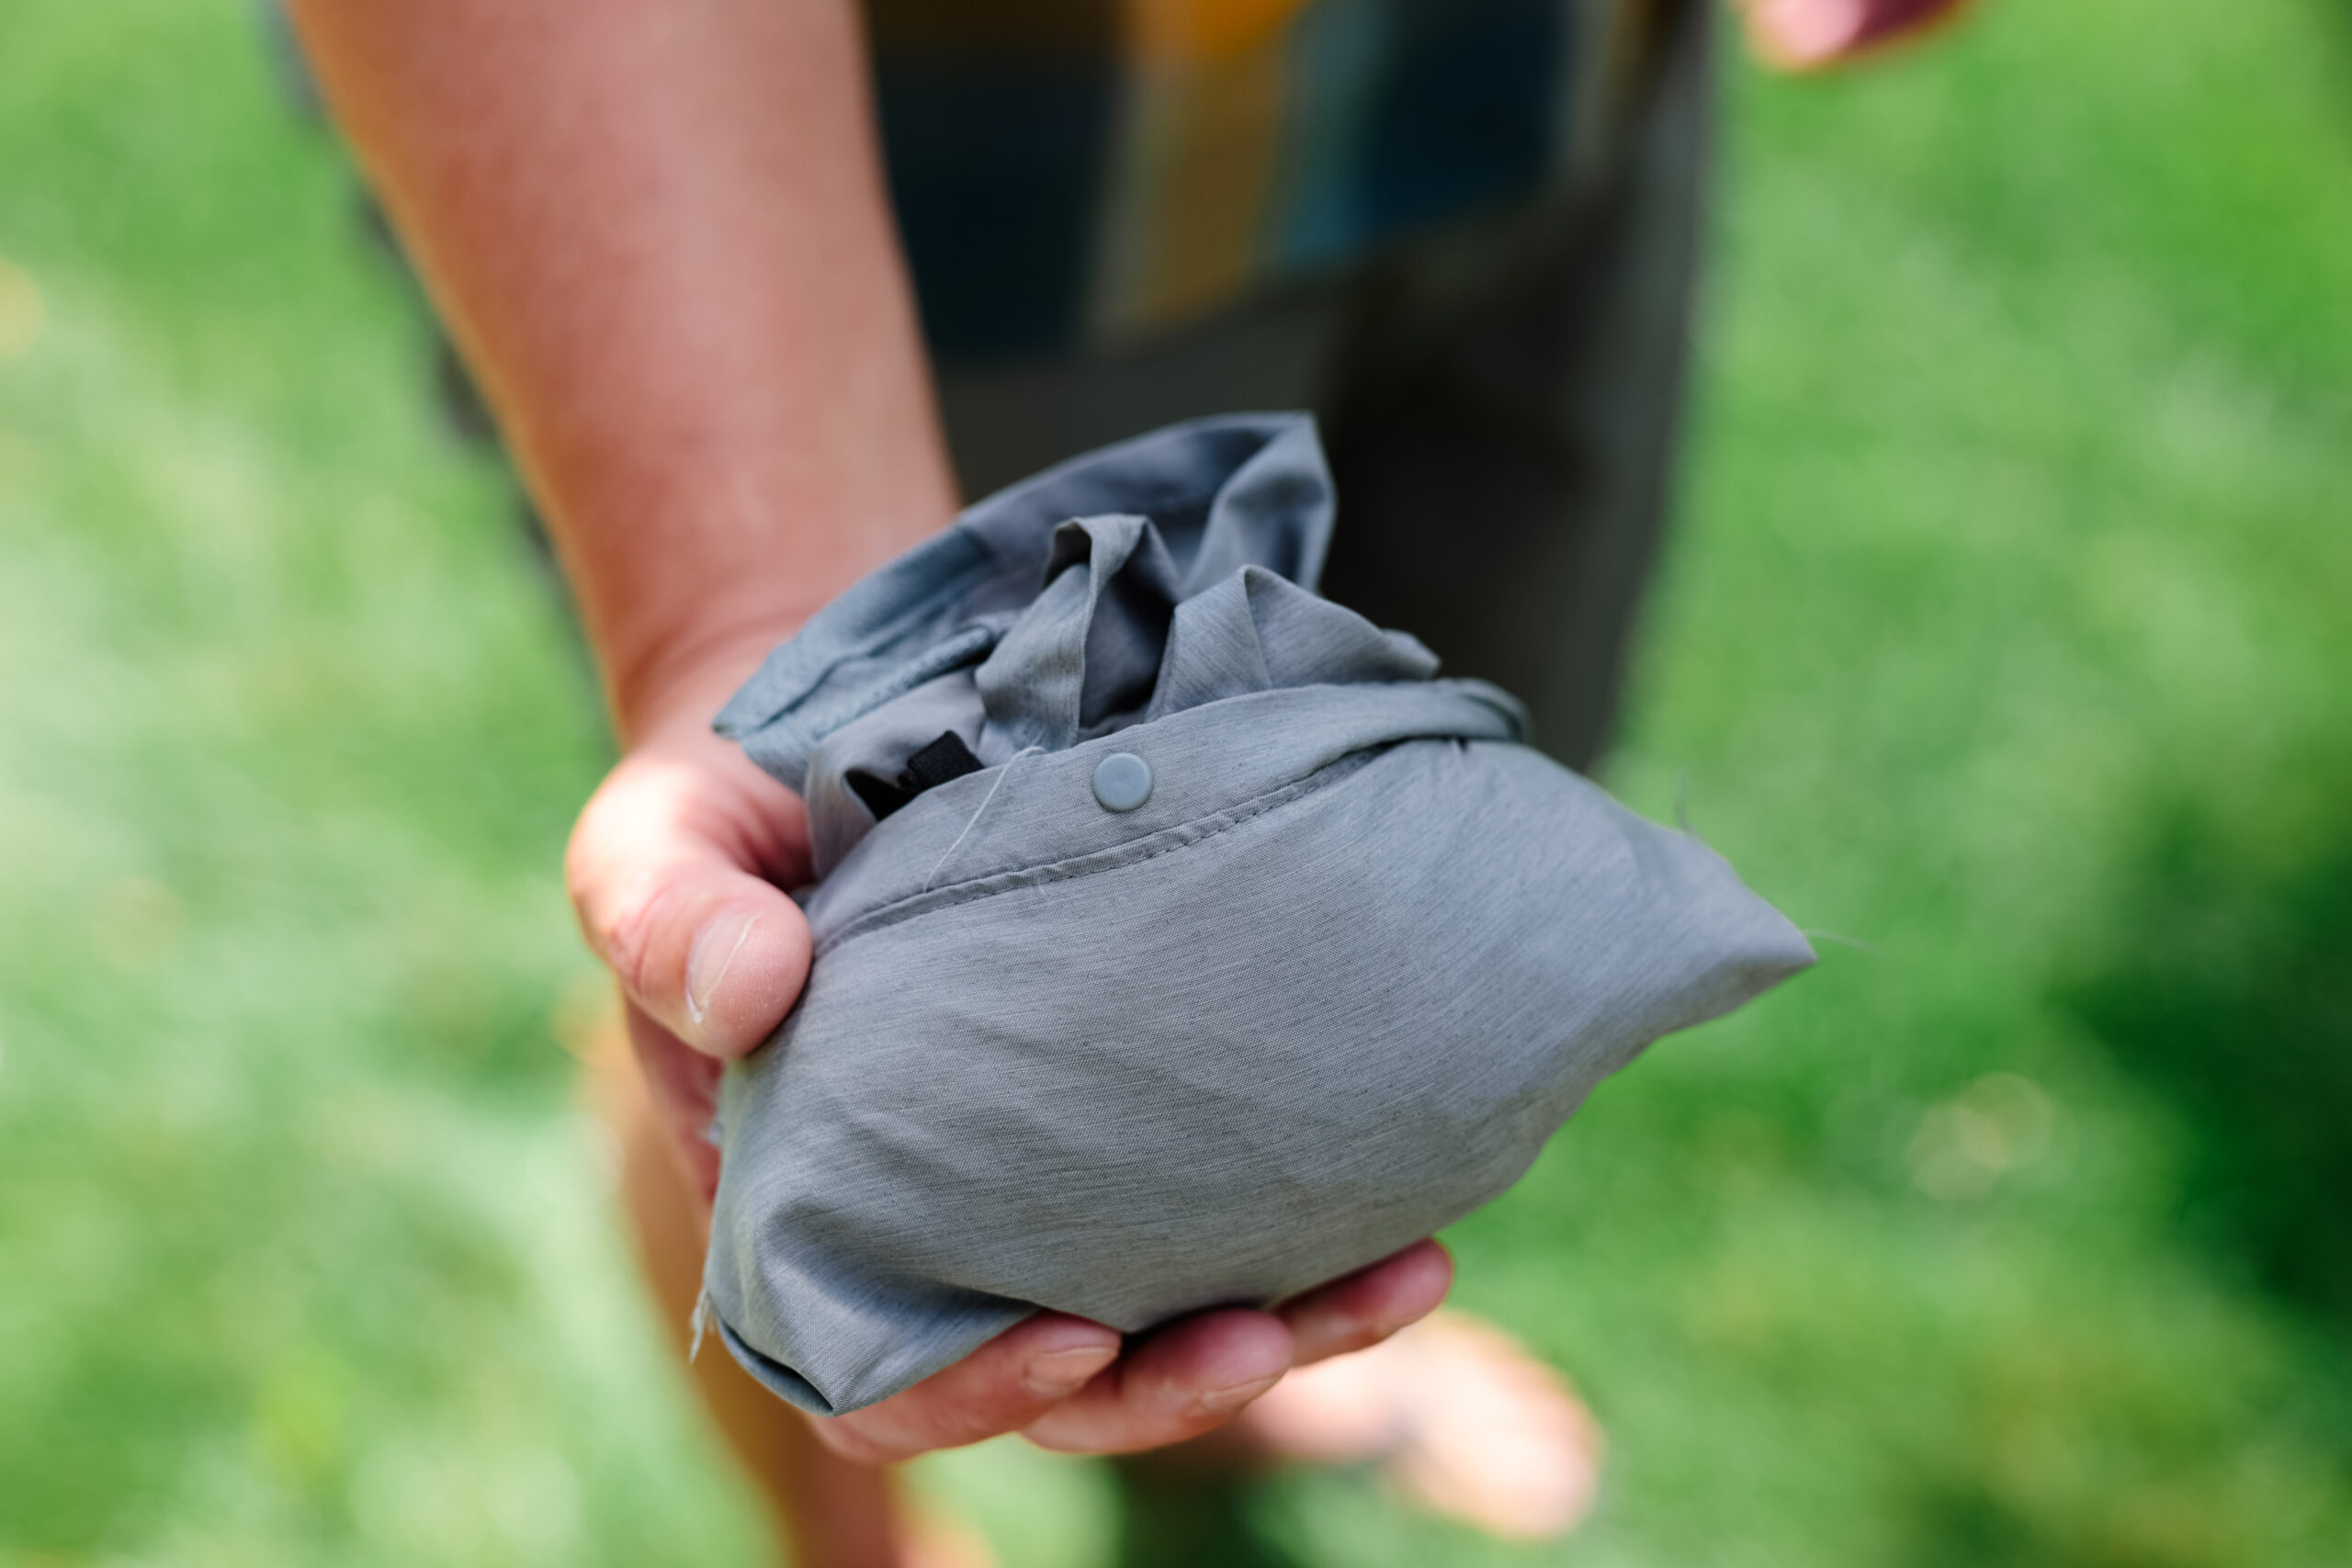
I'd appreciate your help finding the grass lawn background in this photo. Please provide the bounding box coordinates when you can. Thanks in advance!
[4,1,2350,1563]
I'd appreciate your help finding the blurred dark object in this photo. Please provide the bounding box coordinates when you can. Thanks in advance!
[1111,1461,1306,1568]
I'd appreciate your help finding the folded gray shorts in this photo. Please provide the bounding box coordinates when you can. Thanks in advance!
[706,412,1813,1416]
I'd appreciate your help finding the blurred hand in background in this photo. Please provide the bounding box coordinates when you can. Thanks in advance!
[1738,0,1978,70]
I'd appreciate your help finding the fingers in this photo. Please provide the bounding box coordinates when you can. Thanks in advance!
[622,1002,724,1206]
[811,1313,1123,1466]
[1021,1309,1294,1455]
[567,728,815,1060]
[1740,0,1975,71]
[808,1246,1452,1465]
[1282,1240,1453,1366]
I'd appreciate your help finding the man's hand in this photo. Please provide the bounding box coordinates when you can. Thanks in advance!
[1737,0,1978,71]
[571,706,816,1206]
[814,1240,1456,1465]
[301,0,1457,1472]
[565,664,1455,1463]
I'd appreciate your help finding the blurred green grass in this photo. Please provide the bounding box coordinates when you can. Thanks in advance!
[4,2,2351,1564]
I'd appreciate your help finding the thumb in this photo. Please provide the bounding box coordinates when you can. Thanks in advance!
[566,739,814,1059]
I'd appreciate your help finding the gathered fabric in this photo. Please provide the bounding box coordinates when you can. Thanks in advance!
[707,413,1812,1416]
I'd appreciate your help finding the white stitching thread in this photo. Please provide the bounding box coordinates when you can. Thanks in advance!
[820,748,1384,959]
[921,745,1041,894]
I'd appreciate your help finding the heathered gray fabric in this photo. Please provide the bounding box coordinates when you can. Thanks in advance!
[707,413,1813,1416]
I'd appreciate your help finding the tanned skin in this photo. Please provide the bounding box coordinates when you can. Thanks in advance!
[287,0,1969,1560]
[288,1,1452,1561]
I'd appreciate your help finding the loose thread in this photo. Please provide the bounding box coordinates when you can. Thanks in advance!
[923,746,1041,893]
[1801,928,1882,956]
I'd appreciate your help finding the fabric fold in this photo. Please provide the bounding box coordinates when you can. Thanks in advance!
[705,412,1813,1417]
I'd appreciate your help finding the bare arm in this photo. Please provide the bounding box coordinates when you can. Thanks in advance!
[287,0,1450,1467]
[288,0,956,736]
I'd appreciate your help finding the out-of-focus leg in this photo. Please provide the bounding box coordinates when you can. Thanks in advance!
[587,1020,945,1568]
[930,286,1346,502]
[1317,0,1716,774]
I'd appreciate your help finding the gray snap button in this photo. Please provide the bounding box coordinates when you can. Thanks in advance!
[1091,751,1154,812]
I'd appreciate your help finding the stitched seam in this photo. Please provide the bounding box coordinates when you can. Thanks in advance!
[812,750,1383,959]
[784,622,996,747]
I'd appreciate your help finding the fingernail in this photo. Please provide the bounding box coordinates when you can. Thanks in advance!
[1022,1344,1118,1400]
[685,909,758,1026]
[1195,1372,1283,1416]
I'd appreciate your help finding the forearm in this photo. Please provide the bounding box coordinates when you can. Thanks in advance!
[289,0,958,740]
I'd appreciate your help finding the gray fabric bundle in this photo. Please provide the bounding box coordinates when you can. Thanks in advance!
[707,413,1813,1416]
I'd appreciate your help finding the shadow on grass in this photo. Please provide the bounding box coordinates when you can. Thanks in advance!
[1879,789,2352,1568]
[1109,1462,1308,1568]
[2059,790,2352,1329]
